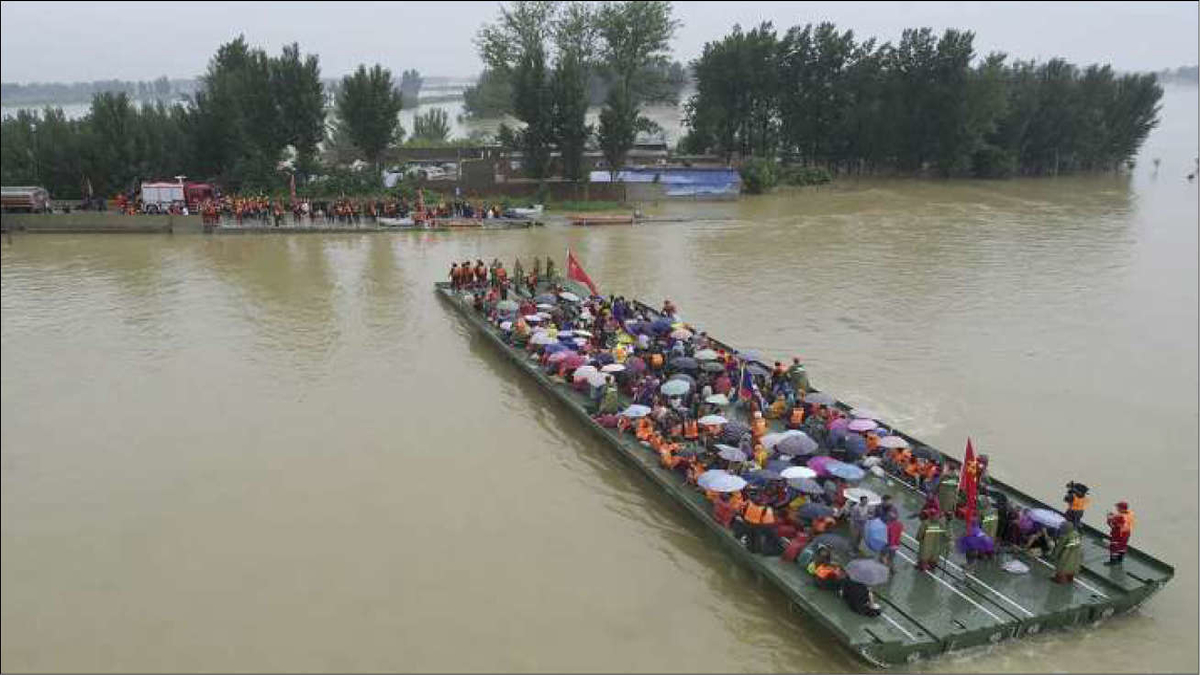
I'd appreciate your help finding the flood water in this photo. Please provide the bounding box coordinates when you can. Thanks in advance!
[2,87,1196,673]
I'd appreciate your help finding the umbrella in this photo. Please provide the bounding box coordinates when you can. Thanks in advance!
[737,349,761,362]
[670,356,698,371]
[777,434,819,456]
[807,455,836,476]
[524,314,543,322]
[864,518,888,553]
[562,354,587,370]
[805,391,836,405]
[573,338,589,347]
[827,462,866,482]
[698,414,728,426]
[844,487,881,506]
[781,466,817,480]
[878,436,910,449]
[530,334,557,345]
[625,356,646,374]
[719,422,751,444]
[559,291,580,302]
[557,330,575,338]
[697,469,731,489]
[601,363,625,373]
[670,328,693,340]
[760,431,795,450]
[1028,509,1067,529]
[619,404,652,418]
[811,533,852,553]
[851,408,881,420]
[709,474,749,493]
[796,503,835,520]
[669,372,696,385]
[496,300,520,312]
[701,361,726,372]
[828,417,850,432]
[789,477,824,495]
[586,371,609,387]
[705,393,730,406]
[537,303,555,310]
[547,350,574,363]
[537,311,553,319]
[745,363,770,377]
[848,418,878,432]
[694,349,718,361]
[911,446,938,460]
[766,459,793,473]
[543,342,568,354]
[499,321,513,330]
[534,293,557,304]
[846,559,890,586]
[660,380,690,396]
[717,445,748,462]
[573,329,593,337]
[650,318,673,334]
[573,365,598,381]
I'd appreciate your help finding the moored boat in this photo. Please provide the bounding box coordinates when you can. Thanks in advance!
[434,279,1173,668]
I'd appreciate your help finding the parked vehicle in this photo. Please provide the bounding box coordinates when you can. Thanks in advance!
[140,181,216,213]
[1,186,51,213]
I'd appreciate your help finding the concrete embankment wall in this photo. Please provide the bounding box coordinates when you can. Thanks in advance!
[1,213,205,233]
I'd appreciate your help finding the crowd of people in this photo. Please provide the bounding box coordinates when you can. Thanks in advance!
[452,260,1138,617]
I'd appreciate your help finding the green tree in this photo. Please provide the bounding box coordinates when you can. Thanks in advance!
[551,2,596,182]
[271,43,325,181]
[412,107,451,142]
[335,63,404,175]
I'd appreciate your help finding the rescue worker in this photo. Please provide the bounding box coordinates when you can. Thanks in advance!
[786,404,805,430]
[807,546,846,589]
[598,376,620,415]
[937,464,960,516]
[1051,522,1083,584]
[1105,501,1135,565]
[788,357,810,394]
[979,493,1000,541]
[1063,481,1090,528]
[743,496,780,555]
[449,263,460,289]
[915,510,948,572]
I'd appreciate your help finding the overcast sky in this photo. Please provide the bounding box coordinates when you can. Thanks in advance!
[1,1,1196,83]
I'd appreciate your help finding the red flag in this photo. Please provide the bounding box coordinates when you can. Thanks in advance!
[962,438,978,524]
[567,249,599,296]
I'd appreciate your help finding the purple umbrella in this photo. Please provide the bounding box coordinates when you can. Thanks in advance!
[625,356,646,374]
[828,417,850,432]
[957,523,996,556]
[807,455,836,476]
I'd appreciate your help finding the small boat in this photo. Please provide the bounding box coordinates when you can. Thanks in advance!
[508,204,544,218]
[380,216,535,231]
[378,217,415,227]
[570,214,635,226]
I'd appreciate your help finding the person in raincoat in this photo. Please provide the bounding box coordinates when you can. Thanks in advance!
[598,377,621,415]
[1051,522,1083,584]
[915,511,949,572]
[979,493,1000,541]
[788,357,810,394]
[937,464,960,516]
[1105,501,1135,565]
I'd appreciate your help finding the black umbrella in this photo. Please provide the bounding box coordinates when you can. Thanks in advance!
[911,445,938,460]
[701,361,725,373]
[745,363,770,377]
[670,356,699,371]
[811,533,852,553]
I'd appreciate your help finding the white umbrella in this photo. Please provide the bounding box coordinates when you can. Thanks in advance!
[619,404,652,418]
[559,292,580,302]
[586,372,610,387]
[781,466,817,480]
[694,349,718,361]
[709,474,749,492]
[670,328,693,340]
[573,329,593,337]
[760,430,810,450]
[537,303,555,310]
[705,393,730,406]
[531,334,557,345]
[698,414,728,426]
[697,469,731,490]
[844,487,882,506]
[878,435,910,449]
[601,363,625,373]
[537,311,553,319]
[572,365,598,381]
[524,314,542,322]
[499,321,513,330]
[848,418,878,432]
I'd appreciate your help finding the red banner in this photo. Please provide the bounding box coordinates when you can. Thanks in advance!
[962,438,978,524]
[567,249,599,296]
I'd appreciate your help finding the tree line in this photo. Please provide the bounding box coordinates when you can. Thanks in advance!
[0,35,445,199]
[681,22,1164,179]
[474,0,677,182]
[1,77,199,106]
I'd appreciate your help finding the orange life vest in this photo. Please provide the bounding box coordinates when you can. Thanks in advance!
[789,407,804,426]
[1070,495,1090,512]
[815,563,842,581]
[744,503,776,525]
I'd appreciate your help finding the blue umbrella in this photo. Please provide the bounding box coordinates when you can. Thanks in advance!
[765,459,793,473]
[543,342,568,354]
[660,379,690,396]
[864,518,888,553]
[670,356,698,371]
[696,469,731,490]
[796,503,835,520]
[777,433,819,456]
[717,445,748,462]
[827,462,866,482]
[650,318,673,334]
[789,477,824,495]
[745,469,783,485]
[619,404,652,418]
